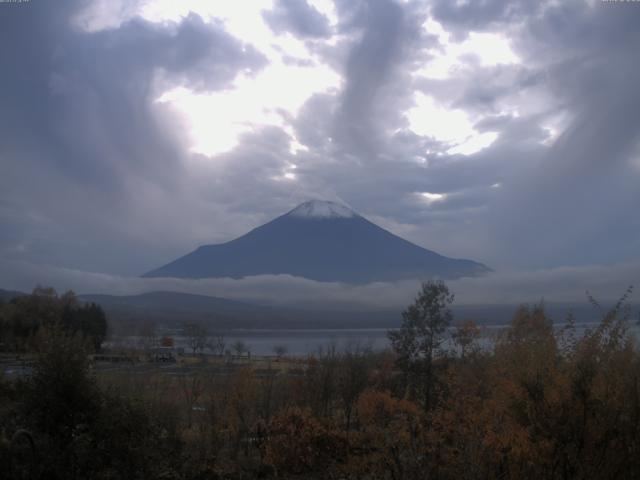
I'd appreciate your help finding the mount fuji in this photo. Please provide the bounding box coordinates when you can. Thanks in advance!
[143,200,491,283]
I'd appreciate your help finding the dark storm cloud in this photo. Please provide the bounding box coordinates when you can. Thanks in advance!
[449,67,545,116]
[0,1,266,274]
[339,0,403,125]
[263,0,332,38]
[187,126,305,219]
[480,2,640,268]
[430,0,540,38]
[333,0,432,157]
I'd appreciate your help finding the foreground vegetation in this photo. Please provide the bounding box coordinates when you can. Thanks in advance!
[1,283,639,479]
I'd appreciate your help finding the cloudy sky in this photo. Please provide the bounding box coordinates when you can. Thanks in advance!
[1,0,639,304]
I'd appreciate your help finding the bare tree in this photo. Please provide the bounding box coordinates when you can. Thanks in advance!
[272,344,287,359]
[338,342,371,431]
[305,343,339,417]
[232,340,247,358]
[178,372,205,428]
[209,333,226,357]
[138,321,158,351]
[184,322,208,355]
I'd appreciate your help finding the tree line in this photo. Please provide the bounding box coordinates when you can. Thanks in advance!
[0,286,107,352]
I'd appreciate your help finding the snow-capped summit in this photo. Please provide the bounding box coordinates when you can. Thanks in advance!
[287,200,356,219]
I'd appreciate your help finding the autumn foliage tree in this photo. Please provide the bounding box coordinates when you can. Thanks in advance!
[264,407,346,476]
[349,390,424,479]
[452,319,481,359]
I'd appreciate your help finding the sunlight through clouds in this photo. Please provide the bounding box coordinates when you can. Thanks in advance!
[156,59,340,156]
[418,18,520,80]
[407,93,474,141]
[272,163,298,182]
[447,132,498,155]
[406,93,497,155]
[420,191,447,205]
[76,1,507,158]
[143,0,341,156]
[74,0,343,158]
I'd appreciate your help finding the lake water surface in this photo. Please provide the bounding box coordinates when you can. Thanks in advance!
[116,322,639,356]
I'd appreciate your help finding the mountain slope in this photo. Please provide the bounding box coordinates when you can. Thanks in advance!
[144,200,491,283]
[79,291,257,315]
[0,288,28,301]
[78,291,402,329]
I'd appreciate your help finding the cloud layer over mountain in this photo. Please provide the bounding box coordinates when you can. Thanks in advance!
[1,258,637,310]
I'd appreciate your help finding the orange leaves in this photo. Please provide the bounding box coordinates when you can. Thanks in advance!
[224,366,258,436]
[452,319,481,358]
[346,391,426,478]
[264,406,346,475]
[357,390,420,429]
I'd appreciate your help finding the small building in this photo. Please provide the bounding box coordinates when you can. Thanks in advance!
[150,347,177,363]
[90,354,136,364]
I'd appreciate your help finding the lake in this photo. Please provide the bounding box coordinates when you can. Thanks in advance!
[113,321,638,356]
